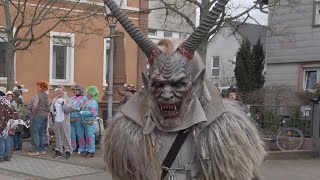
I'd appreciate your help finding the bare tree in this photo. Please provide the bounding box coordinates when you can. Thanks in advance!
[148,0,276,62]
[0,0,104,90]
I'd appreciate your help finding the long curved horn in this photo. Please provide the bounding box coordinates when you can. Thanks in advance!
[104,0,161,61]
[181,0,229,55]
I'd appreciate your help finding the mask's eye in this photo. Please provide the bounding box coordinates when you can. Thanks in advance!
[173,82,186,88]
[152,82,164,88]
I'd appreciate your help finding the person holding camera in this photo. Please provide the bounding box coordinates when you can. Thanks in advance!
[50,86,73,159]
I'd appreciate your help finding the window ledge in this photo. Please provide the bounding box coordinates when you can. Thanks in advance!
[49,81,75,87]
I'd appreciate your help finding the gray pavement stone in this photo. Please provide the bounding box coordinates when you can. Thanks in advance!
[261,159,320,180]
[15,142,105,170]
[0,155,102,180]
[0,169,40,180]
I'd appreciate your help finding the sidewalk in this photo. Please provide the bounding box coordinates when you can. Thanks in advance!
[0,142,110,180]
[2,142,320,180]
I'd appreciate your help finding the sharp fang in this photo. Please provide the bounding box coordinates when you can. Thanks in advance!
[174,106,177,111]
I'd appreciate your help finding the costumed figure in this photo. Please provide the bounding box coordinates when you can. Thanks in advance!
[103,0,266,180]
[0,94,28,162]
[50,86,73,159]
[117,84,137,109]
[70,84,87,154]
[80,86,99,158]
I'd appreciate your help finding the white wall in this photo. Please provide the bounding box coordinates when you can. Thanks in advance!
[206,26,242,87]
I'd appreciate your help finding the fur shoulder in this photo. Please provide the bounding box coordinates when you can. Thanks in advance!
[197,100,266,180]
[103,114,161,180]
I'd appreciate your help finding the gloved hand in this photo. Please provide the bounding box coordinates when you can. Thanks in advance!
[57,98,64,105]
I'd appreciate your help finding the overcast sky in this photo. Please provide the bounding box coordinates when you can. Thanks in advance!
[227,0,268,25]
[195,0,268,26]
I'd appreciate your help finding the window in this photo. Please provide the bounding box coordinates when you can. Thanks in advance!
[179,33,188,39]
[304,69,319,91]
[122,0,127,6]
[211,56,220,77]
[164,31,172,38]
[0,29,8,82]
[49,32,74,85]
[0,27,16,83]
[314,0,320,25]
[0,42,6,78]
[148,29,157,36]
[103,38,110,88]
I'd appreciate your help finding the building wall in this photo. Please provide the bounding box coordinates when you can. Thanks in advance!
[266,0,320,92]
[148,0,195,33]
[267,0,320,64]
[265,63,299,88]
[206,27,242,87]
[0,1,143,102]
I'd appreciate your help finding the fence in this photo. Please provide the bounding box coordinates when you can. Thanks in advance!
[249,105,312,137]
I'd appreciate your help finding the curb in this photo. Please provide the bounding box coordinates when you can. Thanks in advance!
[266,150,315,160]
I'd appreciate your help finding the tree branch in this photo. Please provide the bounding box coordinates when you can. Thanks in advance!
[159,0,196,29]
[185,0,201,7]
[14,1,101,51]
[224,4,258,22]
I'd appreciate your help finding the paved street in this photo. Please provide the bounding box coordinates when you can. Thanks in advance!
[1,143,320,180]
[261,159,320,180]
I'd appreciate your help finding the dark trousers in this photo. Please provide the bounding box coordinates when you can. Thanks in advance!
[13,132,23,149]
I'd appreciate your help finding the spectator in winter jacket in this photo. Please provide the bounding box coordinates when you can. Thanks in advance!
[27,81,50,156]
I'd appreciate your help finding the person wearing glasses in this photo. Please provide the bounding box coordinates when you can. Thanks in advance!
[70,84,87,155]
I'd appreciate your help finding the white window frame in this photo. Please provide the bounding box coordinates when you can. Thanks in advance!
[314,0,320,26]
[122,0,128,6]
[164,31,173,38]
[49,31,75,86]
[211,56,220,77]
[0,27,16,84]
[103,38,110,89]
[303,66,320,91]
[148,29,157,37]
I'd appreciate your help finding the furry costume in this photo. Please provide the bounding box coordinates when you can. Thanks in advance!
[50,87,73,154]
[103,0,266,179]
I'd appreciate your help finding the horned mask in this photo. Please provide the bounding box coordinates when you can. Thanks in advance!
[105,0,229,129]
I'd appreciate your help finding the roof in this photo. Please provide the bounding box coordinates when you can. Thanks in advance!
[227,21,267,49]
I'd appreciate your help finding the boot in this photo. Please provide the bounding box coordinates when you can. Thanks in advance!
[53,150,62,158]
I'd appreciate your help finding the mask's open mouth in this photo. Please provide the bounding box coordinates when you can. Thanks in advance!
[159,103,181,118]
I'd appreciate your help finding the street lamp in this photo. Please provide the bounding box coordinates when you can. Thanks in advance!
[104,0,123,123]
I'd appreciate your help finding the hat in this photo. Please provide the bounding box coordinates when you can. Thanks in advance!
[6,91,13,96]
[14,85,28,93]
[13,89,21,96]
[36,81,49,91]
